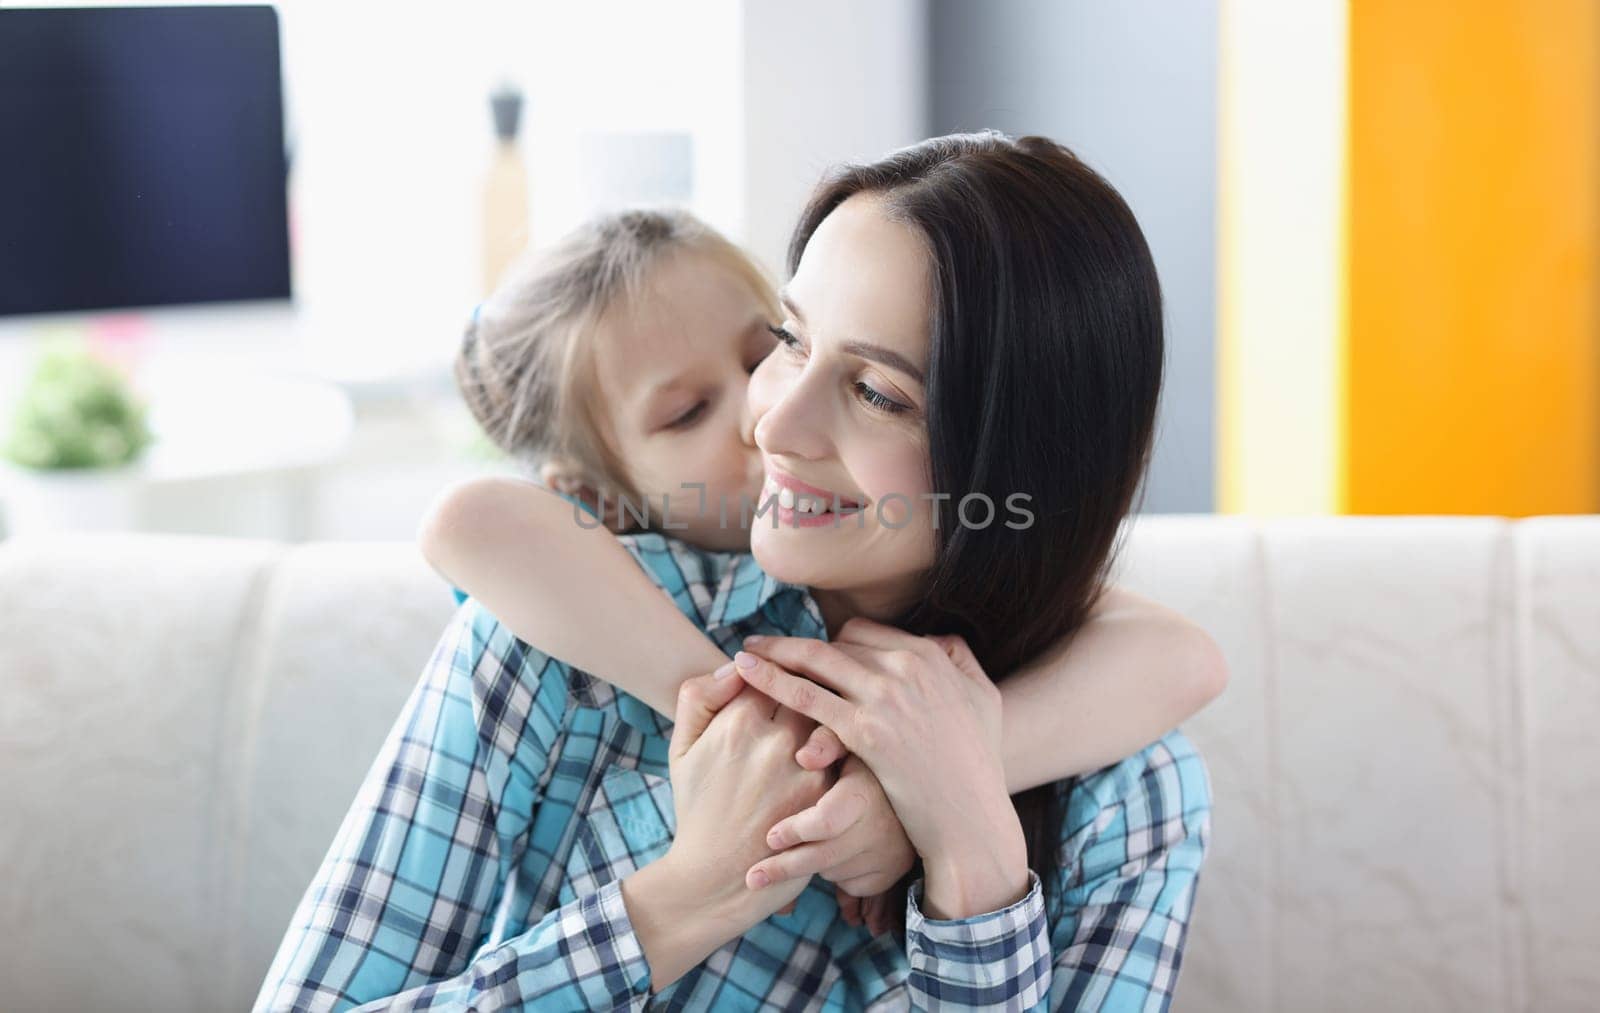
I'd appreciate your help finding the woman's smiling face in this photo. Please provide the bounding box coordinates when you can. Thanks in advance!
[748,194,938,622]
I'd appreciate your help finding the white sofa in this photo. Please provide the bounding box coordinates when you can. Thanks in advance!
[1,516,1596,1012]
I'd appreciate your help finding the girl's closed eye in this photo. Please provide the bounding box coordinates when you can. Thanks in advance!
[665,399,709,430]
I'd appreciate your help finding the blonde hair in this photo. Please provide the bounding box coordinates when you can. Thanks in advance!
[455,208,777,499]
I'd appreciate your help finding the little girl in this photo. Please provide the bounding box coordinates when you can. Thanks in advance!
[421,208,1226,937]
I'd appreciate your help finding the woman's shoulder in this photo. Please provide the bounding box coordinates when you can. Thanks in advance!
[448,596,582,728]
[1061,728,1210,814]
[1053,728,1212,863]
[448,581,673,739]
[1067,729,1209,808]
[1036,731,1212,1001]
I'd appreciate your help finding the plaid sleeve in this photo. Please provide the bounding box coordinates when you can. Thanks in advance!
[1045,732,1212,1012]
[904,868,1053,1010]
[902,732,1211,1013]
[253,601,653,1012]
[354,880,651,1012]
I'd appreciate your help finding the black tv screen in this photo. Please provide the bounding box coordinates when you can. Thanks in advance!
[0,5,291,317]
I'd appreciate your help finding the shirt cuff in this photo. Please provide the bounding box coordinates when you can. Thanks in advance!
[904,868,1051,1009]
[574,878,654,1005]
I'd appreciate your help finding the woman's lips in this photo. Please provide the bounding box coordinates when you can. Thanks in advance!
[762,468,864,517]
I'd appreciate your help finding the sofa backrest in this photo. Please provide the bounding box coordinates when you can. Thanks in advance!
[1,516,1595,1012]
[1114,516,1600,1012]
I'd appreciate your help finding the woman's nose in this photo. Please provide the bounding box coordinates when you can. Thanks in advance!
[752,369,833,463]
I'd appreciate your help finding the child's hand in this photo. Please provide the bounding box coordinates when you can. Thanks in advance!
[744,753,915,928]
[835,887,898,937]
[795,723,849,769]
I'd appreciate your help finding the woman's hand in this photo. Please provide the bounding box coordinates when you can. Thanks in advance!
[743,752,915,937]
[658,667,832,929]
[735,620,1031,919]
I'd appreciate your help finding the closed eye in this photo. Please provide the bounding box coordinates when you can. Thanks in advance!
[767,323,802,351]
[665,399,709,430]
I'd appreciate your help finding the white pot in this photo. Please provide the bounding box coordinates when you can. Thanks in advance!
[0,461,146,536]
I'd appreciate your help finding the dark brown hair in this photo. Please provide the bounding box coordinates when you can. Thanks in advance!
[789,131,1165,923]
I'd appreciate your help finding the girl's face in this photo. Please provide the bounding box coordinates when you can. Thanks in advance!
[747,194,937,623]
[591,247,775,552]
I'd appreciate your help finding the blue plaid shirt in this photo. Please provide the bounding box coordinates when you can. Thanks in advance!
[256,533,1211,1011]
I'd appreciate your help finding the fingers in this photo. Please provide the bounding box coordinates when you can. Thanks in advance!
[837,618,980,682]
[746,839,844,890]
[831,616,911,650]
[835,887,863,926]
[765,779,870,851]
[928,633,990,685]
[837,873,885,896]
[668,662,746,761]
[796,724,848,769]
[777,898,798,916]
[835,882,894,936]
[812,852,885,885]
[732,649,855,734]
[750,777,878,889]
[860,891,893,937]
[739,637,874,699]
[834,618,946,674]
[769,696,819,743]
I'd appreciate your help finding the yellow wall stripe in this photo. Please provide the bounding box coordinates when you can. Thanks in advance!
[1217,0,1349,515]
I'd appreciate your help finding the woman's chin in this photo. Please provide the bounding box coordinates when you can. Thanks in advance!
[751,518,929,589]
[750,524,835,586]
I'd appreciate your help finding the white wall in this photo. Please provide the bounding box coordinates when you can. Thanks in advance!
[0,1,930,541]
[0,1,926,378]
[740,0,928,278]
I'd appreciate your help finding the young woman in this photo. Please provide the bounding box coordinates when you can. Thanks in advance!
[257,132,1212,1011]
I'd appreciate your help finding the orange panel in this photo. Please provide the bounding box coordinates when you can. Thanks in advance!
[1346,0,1599,515]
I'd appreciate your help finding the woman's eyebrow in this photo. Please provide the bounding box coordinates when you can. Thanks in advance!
[779,288,925,385]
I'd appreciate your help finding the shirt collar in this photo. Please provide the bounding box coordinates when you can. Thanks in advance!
[613,560,825,738]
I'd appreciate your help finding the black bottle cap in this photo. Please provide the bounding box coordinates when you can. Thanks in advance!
[490,84,523,142]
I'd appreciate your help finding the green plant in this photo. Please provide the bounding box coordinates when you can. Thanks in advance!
[462,427,510,462]
[2,341,153,470]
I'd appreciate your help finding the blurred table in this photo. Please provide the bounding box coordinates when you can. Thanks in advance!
[0,371,354,540]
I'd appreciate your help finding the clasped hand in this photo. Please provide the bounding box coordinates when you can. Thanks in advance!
[663,659,915,936]
[665,618,1026,936]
